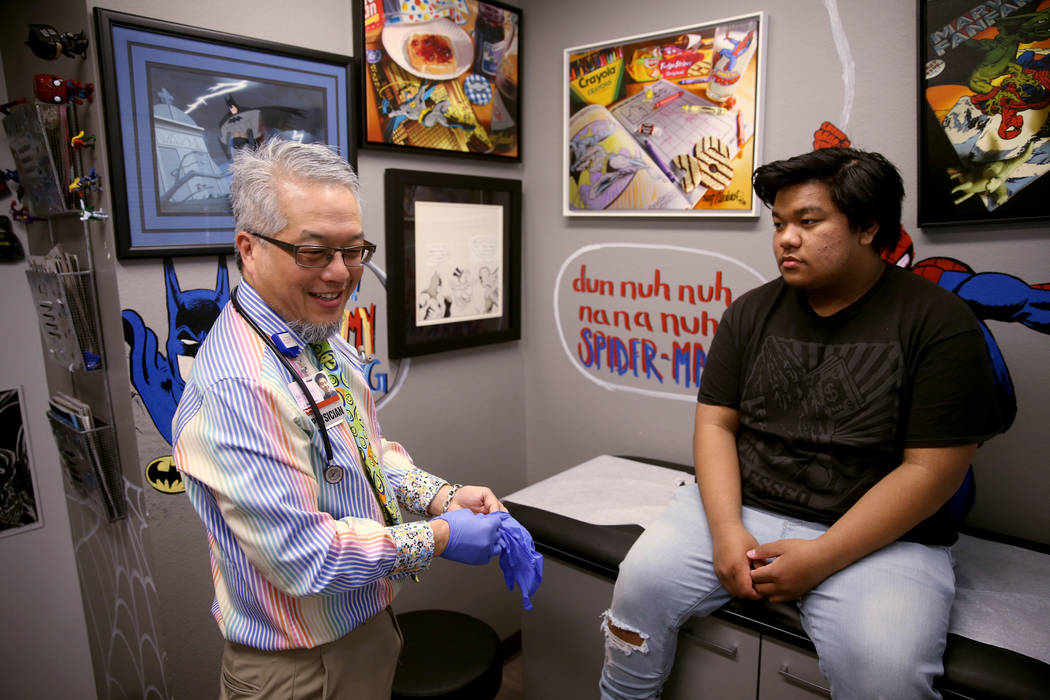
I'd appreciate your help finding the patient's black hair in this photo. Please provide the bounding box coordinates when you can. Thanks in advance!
[752,148,904,252]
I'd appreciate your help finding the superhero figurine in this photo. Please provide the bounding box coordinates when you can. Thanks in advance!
[71,130,96,151]
[25,24,89,60]
[69,168,102,196]
[77,200,108,221]
[34,74,94,105]
[10,201,43,224]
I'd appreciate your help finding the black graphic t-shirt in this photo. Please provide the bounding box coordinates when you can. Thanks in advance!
[699,263,1005,545]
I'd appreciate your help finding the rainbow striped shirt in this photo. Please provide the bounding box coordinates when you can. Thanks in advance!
[172,282,445,650]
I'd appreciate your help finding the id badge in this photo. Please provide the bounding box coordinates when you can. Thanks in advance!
[288,379,346,431]
[314,395,346,431]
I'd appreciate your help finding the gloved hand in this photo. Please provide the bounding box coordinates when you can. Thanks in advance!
[433,508,502,565]
[493,512,544,610]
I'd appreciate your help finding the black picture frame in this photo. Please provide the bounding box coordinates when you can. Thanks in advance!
[917,0,1050,227]
[94,8,357,258]
[355,0,522,161]
[384,169,521,357]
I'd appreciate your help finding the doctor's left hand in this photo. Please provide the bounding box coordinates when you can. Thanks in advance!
[448,485,508,515]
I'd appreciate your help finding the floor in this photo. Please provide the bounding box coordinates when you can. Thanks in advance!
[495,652,524,700]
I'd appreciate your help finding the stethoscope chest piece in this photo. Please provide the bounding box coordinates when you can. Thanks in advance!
[324,465,345,484]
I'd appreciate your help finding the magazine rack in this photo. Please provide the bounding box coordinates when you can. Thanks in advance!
[26,268,101,372]
[5,90,126,521]
[47,414,122,520]
[32,213,126,521]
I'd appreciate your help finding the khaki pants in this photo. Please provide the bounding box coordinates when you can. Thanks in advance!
[219,608,403,700]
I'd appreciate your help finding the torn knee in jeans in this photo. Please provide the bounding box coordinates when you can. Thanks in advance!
[601,610,649,655]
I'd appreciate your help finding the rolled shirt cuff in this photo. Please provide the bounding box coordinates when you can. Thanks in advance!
[390,520,435,576]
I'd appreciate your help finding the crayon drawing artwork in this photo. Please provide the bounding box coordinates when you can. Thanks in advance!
[564,12,766,216]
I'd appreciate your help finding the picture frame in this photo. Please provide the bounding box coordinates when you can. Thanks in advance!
[94,8,356,258]
[384,169,521,357]
[917,0,1050,227]
[0,387,42,538]
[564,12,766,217]
[356,0,521,160]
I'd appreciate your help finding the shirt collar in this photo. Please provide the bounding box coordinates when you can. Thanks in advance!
[234,282,361,369]
[234,281,309,349]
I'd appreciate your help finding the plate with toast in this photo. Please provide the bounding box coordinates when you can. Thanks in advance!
[382,18,473,80]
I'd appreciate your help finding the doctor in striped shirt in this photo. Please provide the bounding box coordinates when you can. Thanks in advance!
[173,139,507,699]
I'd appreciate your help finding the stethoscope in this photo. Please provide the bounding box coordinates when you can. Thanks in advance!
[230,285,343,483]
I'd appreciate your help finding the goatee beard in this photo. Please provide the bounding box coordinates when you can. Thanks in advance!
[288,319,341,344]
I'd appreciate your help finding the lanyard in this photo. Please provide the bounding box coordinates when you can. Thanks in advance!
[230,286,336,465]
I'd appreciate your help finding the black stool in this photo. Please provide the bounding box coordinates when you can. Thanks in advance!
[392,610,503,699]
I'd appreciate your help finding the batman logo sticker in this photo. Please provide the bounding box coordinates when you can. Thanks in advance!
[146,455,184,494]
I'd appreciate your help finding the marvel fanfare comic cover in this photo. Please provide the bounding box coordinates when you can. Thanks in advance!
[922,0,1050,217]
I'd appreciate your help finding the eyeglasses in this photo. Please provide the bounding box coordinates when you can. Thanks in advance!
[250,232,376,269]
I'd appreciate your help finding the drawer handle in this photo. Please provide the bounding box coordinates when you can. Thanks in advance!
[681,627,738,659]
[778,665,831,698]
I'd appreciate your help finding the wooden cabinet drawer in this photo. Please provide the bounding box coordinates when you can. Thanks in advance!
[759,637,831,700]
[664,616,761,700]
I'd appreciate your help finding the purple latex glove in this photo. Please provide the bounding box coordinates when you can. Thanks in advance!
[494,512,543,610]
[433,508,502,565]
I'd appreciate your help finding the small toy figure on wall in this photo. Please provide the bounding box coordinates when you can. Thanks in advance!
[0,216,25,263]
[25,24,89,61]
[9,201,43,224]
[33,74,94,105]
[70,130,96,152]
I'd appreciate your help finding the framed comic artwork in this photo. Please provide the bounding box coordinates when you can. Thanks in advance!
[95,8,356,257]
[918,0,1050,226]
[356,0,521,160]
[384,169,521,357]
[564,12,766,217]
[0,388,42,538]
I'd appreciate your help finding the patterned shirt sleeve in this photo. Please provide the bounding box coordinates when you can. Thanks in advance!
[389,520,436,576]
[388,446,447,516]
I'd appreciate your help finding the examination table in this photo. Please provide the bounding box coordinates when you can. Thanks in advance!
[504,455,1050,700]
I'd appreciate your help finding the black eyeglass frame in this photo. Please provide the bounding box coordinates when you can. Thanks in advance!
[249,232,377,268]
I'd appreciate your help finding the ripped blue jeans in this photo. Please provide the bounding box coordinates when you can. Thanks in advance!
[600,485,955,699]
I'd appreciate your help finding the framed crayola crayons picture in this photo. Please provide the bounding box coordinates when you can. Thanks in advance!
[564,13,766,216]
[356,0,522,160]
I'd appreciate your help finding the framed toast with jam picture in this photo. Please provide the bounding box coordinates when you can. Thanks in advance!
[356,0,521,160]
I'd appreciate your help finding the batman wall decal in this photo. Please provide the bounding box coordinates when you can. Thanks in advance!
[145,455,184,494]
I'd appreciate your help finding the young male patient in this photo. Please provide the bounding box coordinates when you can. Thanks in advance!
[599,148,1007,699]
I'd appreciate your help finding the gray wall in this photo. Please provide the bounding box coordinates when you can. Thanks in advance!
[1,0,1047,697]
